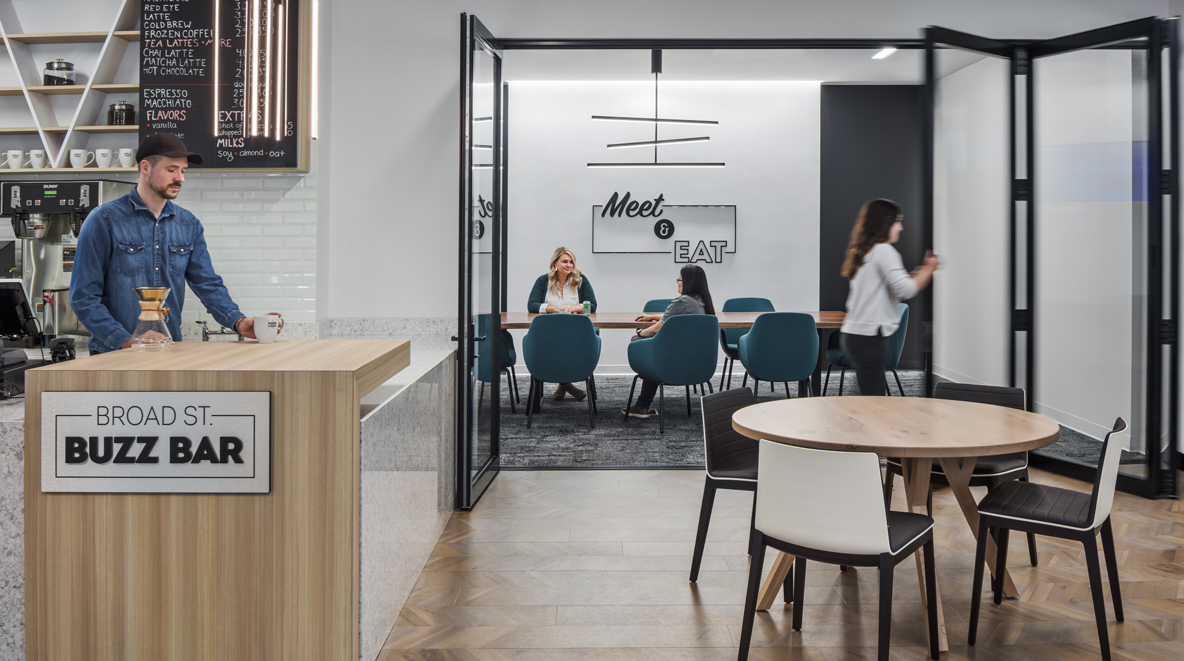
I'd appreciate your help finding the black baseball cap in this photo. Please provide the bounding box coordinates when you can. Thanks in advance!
[135,132,203,165]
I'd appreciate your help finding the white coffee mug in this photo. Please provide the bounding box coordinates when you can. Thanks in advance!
[95,148,113,168]
[118,148,135,168]
[5,150,27,169]
[70,149,94,169]
[29,150,46,169]
[253,314,283,344]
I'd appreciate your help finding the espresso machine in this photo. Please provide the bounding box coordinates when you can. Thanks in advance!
[0,180,134,384]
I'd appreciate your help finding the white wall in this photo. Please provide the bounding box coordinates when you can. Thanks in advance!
[932,56,1010,386]
[325,0,1171,322]
[507,81,820,370]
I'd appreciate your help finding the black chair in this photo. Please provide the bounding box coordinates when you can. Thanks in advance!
[738,441,939,661]
[689,387,757,583]
[970,417,1127,661]
[884,381,1040,566]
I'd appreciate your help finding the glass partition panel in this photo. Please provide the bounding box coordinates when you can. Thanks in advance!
[932,47,1012,389]
[1032,43,1149,472]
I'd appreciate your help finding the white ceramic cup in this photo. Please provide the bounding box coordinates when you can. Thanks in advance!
[253,315,283,344]
[118,148,135,168]
[69,149,94,169]
[5,150,27,169]
[95,148,113,168]
[29,150,46,169]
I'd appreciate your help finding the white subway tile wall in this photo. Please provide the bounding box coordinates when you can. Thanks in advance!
[174,173,318,331]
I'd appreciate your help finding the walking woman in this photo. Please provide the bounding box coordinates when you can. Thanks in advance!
[527,246,598,401]
[839,199,938,396]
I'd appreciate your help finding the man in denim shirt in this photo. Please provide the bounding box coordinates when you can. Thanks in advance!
[71,133,265,353]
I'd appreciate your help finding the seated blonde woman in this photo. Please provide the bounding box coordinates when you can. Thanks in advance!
[526,246,598,401]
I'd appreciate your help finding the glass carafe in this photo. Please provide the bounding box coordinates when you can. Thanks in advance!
[130,286,173,351]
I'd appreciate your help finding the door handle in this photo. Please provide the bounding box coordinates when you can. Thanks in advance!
[474,336,487,342]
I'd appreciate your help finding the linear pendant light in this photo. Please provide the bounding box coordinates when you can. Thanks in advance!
[607,136,710,149]
[588,162,724,168]
[592,115,718,126]
[588,49,722,168]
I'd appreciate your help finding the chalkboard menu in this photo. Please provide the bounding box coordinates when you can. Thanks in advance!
[140,0,302,169]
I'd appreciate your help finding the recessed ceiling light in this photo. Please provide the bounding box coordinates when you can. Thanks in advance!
[872,47,897,60]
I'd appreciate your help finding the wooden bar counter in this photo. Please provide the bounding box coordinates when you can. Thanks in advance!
[23,339,411,661]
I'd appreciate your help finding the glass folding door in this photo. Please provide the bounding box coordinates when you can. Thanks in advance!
[457,14,503,509]
[927,29,1016,397]
[926,19,1179,497]
[1028,20,1178,498]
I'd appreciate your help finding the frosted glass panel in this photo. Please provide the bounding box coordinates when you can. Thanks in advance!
[932,51,1011,387]
[1033,47,1146,467]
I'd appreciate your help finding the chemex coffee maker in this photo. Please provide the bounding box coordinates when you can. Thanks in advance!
[0,180,133,385]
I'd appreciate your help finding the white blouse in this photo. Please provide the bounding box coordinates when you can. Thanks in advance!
[542,282,581,312]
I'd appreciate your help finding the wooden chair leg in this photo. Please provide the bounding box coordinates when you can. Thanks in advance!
[737,531,767,661]
[877,553,895,661]
[689,478,716,583]
[1083,533,1113,661]
[1100,519,1124,622]
[968,517,990,646]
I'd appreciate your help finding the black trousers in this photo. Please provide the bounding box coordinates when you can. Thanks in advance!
[630,334,660,408]
[840,331,887,396]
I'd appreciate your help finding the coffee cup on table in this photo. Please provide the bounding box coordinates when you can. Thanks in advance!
[253,314,283,344]
[95,148,113,168]
[29,150,46,169]
[118,148,135,168]
[69,149,94,169]
[4,150,27,169]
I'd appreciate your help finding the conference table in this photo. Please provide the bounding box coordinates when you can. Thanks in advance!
[731,396,1060,652]
[500,311,845,393]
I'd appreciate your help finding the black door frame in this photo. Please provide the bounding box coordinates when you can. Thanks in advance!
[457,13,504,510]
[456,15,1181,505]
[924,18,1180,498]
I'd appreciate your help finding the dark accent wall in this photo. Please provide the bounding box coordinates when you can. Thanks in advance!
[820,85,926,370]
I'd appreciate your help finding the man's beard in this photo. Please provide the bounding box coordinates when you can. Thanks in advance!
[151,181,181,200]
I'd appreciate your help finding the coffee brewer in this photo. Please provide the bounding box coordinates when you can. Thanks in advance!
[0,180,133,383]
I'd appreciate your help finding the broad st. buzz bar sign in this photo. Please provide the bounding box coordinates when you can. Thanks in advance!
[41,391,271,493]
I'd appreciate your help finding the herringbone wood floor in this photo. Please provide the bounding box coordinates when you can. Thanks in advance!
[378,469,1184,660]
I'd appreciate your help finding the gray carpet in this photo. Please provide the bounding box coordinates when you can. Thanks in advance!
[486,370,1144,469]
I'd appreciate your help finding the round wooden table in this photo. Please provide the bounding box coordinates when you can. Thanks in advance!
[731,396,1060,652]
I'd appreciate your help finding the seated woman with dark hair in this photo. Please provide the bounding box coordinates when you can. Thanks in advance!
[624,264,715,418]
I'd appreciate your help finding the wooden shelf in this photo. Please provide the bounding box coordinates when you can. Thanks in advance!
[3,30,139,44]
[0,126,39,135]
[0,167,137,174]
[43,125,139,134]
[0,83,139,96]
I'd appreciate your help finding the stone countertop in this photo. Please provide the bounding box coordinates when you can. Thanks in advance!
[359,335,455,419]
